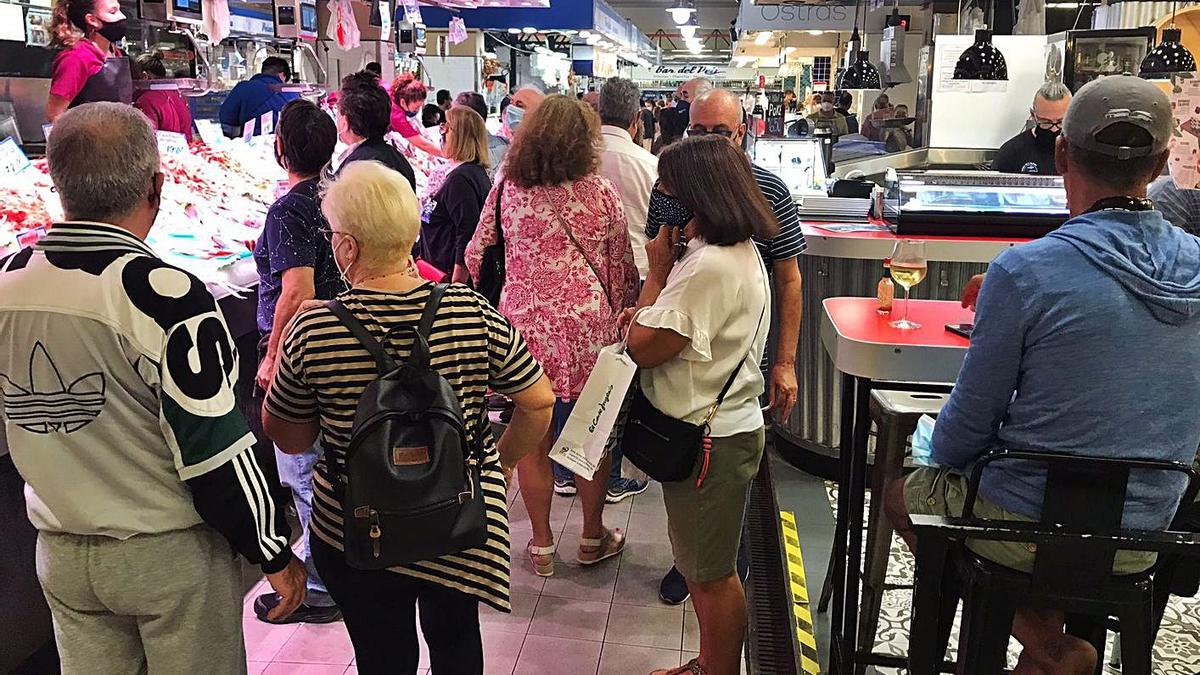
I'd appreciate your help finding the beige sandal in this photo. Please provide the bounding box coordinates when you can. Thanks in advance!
[527,539,556,577]
[577,528,626,566]
[650,658,705,675]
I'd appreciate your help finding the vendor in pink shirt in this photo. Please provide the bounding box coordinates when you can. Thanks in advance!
[132,53,194,141]
[389,72,443,158]
[47,0,132,122]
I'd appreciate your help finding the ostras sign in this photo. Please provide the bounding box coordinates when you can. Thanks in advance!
[736,1,858,32]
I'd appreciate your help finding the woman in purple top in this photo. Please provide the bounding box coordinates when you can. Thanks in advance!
[47,0,132,122]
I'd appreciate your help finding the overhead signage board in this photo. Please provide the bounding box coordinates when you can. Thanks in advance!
[737,0,862,33]
[630,64,765,81]
[593,0,629,48]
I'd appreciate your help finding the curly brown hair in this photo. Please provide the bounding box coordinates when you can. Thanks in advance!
[504,94,601,189]
[50,0,94,47]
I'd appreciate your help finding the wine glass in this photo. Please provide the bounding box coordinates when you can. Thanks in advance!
[889,240,927,329]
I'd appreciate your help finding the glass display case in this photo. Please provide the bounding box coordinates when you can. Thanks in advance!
[1046,28,1157,93]
[884,171,1069,237]
[750,137,828,197]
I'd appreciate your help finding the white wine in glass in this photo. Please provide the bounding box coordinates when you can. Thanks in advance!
[889,240,927,329]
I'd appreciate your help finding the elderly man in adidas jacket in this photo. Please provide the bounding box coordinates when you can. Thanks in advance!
[0,103,305,673]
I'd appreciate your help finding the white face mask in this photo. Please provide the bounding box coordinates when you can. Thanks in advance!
[505,104,525,133]
[821,102,834,112]
[332,234,355,286]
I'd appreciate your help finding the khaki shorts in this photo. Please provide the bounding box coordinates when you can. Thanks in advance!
[662,428,765,583]
[904,467,1155,574]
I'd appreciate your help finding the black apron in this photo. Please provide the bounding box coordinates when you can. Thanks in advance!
[69,56,133,108]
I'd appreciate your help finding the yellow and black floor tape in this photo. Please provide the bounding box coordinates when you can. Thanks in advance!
[779,511,821,675]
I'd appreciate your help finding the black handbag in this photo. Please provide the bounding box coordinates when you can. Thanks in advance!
[475,182,505,307]
[324,285,488,570]
[622,289,767,487]
[622,363,746,486]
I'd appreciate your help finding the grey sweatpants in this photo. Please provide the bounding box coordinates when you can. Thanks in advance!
[35,525,246,675]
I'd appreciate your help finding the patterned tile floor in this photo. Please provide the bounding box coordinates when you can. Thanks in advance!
[825,483,1200,674]
[242,478,749,675]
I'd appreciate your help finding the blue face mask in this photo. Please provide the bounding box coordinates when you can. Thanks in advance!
[505,104,525,132]
[405,108,419,118]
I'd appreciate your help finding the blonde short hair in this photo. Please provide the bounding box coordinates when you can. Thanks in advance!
[443,105,490,168]
[321,161,419,269]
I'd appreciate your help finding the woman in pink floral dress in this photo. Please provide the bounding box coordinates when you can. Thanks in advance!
[466,94,640,577]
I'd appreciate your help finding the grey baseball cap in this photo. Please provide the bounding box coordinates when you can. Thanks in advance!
[1062,74,1171,160]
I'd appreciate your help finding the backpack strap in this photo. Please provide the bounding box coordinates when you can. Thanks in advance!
[418,283,448,342]
[326,300,396,374]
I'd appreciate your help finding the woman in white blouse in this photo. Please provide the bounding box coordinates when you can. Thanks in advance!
[620,135,778,675]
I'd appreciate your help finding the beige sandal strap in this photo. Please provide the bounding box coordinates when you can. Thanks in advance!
[527,541,557,556]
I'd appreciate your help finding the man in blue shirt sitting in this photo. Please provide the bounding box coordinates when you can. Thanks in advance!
[219,56,293,138]
[885,74,1200,675]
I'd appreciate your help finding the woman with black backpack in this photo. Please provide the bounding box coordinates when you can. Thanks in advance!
[263,160,555,674]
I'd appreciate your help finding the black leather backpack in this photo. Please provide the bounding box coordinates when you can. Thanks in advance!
[325,284,487,570]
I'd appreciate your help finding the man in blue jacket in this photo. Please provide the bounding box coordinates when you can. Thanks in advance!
[885,74,1200,675]
[219,57,293,138]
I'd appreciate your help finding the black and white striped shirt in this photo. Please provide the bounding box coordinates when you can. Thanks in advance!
[266,283,543,611]
[750,163,808,268]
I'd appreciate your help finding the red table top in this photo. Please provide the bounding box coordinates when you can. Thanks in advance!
[823,297,974,348]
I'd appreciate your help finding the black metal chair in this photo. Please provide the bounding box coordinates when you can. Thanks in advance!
[907,449,1200,675]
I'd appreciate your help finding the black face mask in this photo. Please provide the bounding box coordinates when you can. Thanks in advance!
[647,187,694,230]
[1033,126,1059,150]
[97,18,127,44]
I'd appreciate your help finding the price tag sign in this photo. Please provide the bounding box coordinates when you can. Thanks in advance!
[42,123,53,139]
[0,136,31,175]
[242,121,255,142]
[156,130,190,157]
[195,119,223,147]
[259,111,275,135]
[16,227,47,248]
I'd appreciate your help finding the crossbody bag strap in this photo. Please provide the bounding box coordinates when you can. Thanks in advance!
[326,300,395,374]
[544,187,613,312]
[494,181,505,246]
[703,260,771,425]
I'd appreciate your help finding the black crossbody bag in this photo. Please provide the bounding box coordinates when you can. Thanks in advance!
[622,365,746,487]
[623,286,768,487]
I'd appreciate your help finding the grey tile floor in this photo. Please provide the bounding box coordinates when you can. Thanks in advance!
[242,476,748,675]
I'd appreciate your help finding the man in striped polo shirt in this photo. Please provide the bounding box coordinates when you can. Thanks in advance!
[647,86,806,605]
[0,103,306,672]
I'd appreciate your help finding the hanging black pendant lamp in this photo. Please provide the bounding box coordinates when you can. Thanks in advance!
[836,0,882,89]
[1141,0,1195,79]
[953,29,1008,80]
[838,49,883,89]
[1140,28,1196,79]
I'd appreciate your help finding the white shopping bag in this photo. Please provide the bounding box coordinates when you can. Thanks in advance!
[549,343,638,480]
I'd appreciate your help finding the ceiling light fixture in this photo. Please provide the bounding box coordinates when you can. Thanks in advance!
[952,28,1009,80]
[580,30,591,38]
[836,0,883,89]
[667,0,695,25]
[522,27,537,34]
[1140,1,1196,79]
[680,15,698,40]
